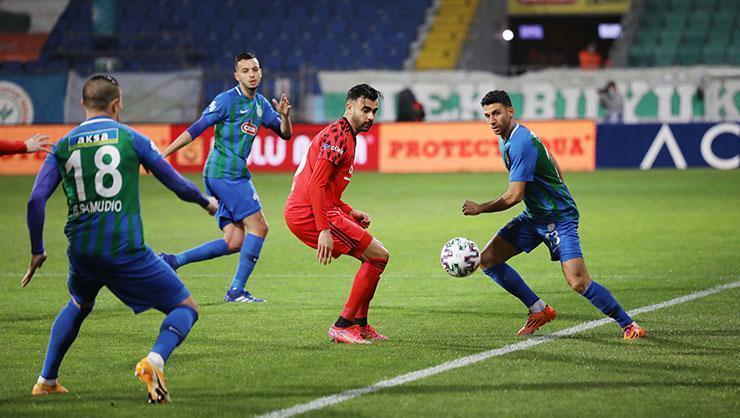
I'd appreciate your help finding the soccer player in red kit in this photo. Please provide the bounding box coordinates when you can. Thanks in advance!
[285,84,389,344]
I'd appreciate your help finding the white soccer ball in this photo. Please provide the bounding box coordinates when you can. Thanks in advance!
[440,237,481,277]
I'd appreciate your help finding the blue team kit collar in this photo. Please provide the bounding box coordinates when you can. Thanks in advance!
[80,116,115,126]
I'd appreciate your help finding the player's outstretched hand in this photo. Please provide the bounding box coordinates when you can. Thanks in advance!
[24,134,52,154]
[205,196,218,216]
[272,94,292,117]
[21,253,48,287]
[462,200,481,216]
[317,229,333,265]
[350,208,371,228]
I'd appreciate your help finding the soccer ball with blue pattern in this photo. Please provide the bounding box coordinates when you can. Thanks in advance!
[440,237,481,277]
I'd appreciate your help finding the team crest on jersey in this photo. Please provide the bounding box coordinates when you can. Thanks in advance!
[241,122,257,135]
[256,104,262,118]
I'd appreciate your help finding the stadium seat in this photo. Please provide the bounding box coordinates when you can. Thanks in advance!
[702,44,726,64]
[654,46,677,66]
[676,45,702,65]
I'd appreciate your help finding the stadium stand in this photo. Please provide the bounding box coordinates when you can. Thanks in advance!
[21,0,431,74]
[415,0,479,70]
[628,0,737,66]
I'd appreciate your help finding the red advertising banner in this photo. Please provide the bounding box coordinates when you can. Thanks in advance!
[169,123,380,173]
[1,121,593,175]
[378,120,595,173]
[0,125,172,175]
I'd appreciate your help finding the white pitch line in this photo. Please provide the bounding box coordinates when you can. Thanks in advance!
[257,280,740,418]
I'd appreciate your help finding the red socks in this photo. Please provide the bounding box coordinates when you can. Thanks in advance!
[340,258,387,322]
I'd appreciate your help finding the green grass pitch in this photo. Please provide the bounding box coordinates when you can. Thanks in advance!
[1,169,738,417]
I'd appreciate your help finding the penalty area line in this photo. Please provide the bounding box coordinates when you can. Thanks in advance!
[256,280,740,418]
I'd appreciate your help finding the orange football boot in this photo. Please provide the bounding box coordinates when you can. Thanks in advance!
[517,305,557,336]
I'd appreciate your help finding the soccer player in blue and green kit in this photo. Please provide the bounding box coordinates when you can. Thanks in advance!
[160,52,292,303]
[462,90,647,340]
[23,74,218,403]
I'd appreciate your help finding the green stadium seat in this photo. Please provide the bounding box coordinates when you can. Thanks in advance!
[687,12,711,30]
[712,13,735,30]
[659,29,682,48]
[683,28,707,44]
[670,0,692,13]
[693,0,718,11]
[676,45,703,64]
[706,31,731,46]
[662,11,688,27]
[728,44,740,65]
[702,44,726,64]
[636,26,661,44]
[643,0,663,14]
[629,45,654,66]
[654,46,677,66]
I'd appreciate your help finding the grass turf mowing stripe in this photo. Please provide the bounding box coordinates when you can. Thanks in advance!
[257,280,740,418]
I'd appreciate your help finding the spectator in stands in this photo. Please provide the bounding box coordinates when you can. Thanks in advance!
[578,41,602,70]
[0,134,52,155]
[396,88,425,122]
[598,81,624,123]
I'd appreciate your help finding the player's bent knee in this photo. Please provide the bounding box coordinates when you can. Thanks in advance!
[364,240,389,261]
[566,276,591,294]
[178,296,200,316]
[225,237,243,253]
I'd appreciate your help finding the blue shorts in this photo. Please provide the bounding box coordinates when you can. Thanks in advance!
[498,212,583,263]
[204,177,262,230]
[67,248,191,314]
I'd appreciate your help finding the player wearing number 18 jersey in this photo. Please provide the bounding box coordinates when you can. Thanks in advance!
[285,84,390,344]
[23,74,218,403]
[462,90,646,340]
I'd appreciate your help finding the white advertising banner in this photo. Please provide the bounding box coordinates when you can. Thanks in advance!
[318,67,740,124]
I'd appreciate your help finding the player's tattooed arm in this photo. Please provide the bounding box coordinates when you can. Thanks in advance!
[462,181,525,216]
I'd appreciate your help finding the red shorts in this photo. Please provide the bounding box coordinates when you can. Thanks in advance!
[285,207,373,259]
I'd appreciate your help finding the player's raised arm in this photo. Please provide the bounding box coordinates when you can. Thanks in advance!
[133,133,217,215]
[163,95,227,158]
[270,94,293,140]
[23,157,62,287]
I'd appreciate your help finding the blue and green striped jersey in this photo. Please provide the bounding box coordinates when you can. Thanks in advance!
[201,86,281,179]
[500,123,579,222]
[50,116,163,257]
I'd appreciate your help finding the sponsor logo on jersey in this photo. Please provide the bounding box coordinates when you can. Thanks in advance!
[241,122,257,135]
[69,128,119,150]
[322,143,344,155]
[0,81,34,124]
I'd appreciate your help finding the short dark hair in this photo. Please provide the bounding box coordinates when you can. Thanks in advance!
[480,90,512,108]
[346,83,382,102]
[235,52,258,69]
[82,74,120,110]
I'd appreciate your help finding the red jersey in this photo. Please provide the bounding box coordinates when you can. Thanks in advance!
[0,140,27,155]
[285,118,355,230]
